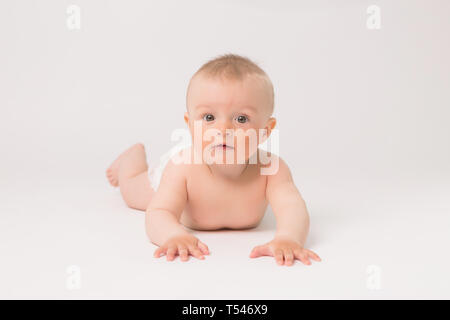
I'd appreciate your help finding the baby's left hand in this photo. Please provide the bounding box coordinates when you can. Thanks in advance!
[249,236,321,266]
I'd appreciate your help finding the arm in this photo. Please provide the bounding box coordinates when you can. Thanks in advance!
[249,156,321,266]
[266,157,309,245]
[145,159,189,246]
[145,158,209,261]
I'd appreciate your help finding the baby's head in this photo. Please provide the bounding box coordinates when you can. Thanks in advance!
[184,54,277,164]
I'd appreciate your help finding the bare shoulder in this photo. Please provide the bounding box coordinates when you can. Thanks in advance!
[261,152,301,201]
[160,149,192,180]
[259,151,293,184]
[147,149,190,213]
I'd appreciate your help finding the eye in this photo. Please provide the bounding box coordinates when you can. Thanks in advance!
[203,114,215,122]
[236,115,248,124]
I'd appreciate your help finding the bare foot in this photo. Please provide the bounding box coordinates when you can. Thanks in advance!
[106,143,145,187]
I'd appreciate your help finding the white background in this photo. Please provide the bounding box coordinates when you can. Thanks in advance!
[0,0,449,299]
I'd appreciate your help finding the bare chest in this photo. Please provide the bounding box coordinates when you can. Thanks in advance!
[181,166,268,230]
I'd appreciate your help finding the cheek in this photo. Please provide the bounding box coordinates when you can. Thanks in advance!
[234,129,260,156]
[200,127,218,151]
[235,127,261,143]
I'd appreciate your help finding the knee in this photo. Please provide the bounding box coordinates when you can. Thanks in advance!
[119,177,150,210]
[119,180,135,208]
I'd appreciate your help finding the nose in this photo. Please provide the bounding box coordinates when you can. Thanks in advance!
[216,120,233,137]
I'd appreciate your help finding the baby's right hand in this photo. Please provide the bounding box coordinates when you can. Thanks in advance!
[153,233,209,262]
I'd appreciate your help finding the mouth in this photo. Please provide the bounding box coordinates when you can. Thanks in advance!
[213,143,234,150]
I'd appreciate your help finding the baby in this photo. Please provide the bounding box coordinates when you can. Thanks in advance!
[106,54,320,266]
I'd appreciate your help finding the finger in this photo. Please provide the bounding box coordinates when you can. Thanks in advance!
[283,249,294,266]
[154,246,166,258]
[178,245,189,262]
[249,245,271,258]
[198,241,210,255]
[188,245,205,260]
[166,245,177,261]
[274,249,284,265]
[294,250,311,266]
[305,249,321,262]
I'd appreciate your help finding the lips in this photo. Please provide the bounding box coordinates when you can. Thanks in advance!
[213,143,233,149]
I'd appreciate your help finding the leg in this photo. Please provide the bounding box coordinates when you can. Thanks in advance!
[119,171,154,210]
[106,143,155,211]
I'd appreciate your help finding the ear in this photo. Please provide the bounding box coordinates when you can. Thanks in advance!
[184,112,190,126]
[265,117,277,139]
[261,117,276,142]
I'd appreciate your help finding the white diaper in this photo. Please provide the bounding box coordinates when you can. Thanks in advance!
[147,136,192,192]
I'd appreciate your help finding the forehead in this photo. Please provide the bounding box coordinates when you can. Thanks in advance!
[187,74,269,113]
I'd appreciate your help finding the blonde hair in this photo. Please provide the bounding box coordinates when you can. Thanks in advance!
[187,53,274,114]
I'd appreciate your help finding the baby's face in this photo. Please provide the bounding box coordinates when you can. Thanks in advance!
[185,74,275,164]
